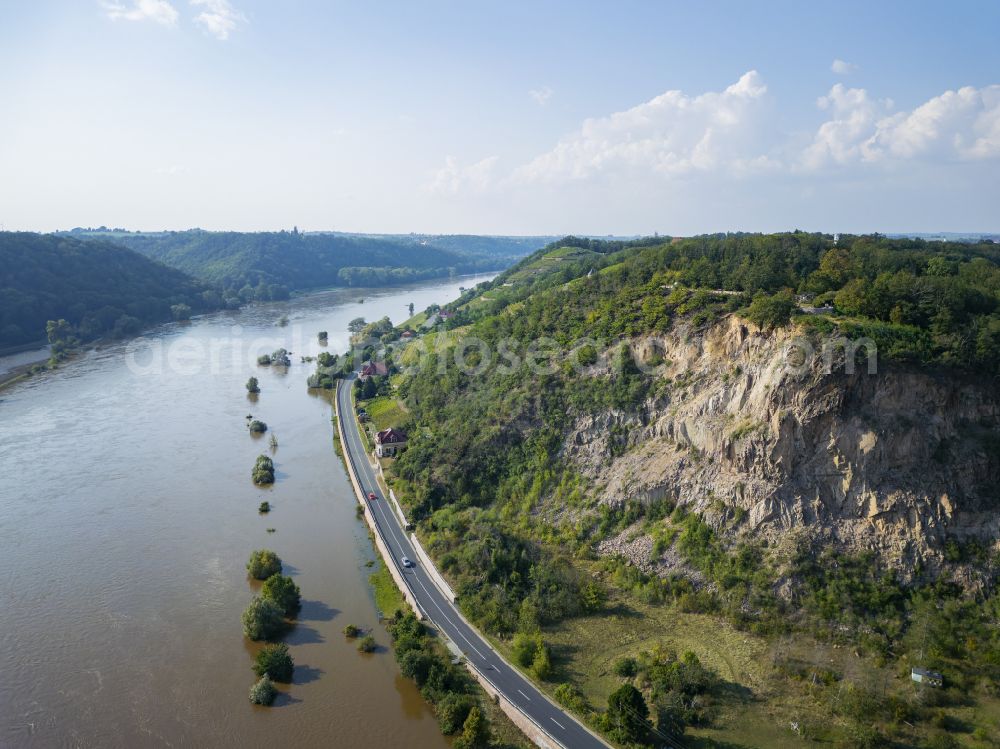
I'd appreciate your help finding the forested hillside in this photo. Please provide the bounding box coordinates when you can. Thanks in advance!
[0,233,220,348]
[366,232,1000,747]
[87,229,546,298]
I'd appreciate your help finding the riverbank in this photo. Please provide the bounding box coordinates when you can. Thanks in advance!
[0,347,50,391]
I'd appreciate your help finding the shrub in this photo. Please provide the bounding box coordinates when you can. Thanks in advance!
[531,643,553,680]
[554,682,590,713]
[261,573,301,616]
[249,420,268,433]
[343,624,361,637]
[247,549,283,580]
[358,634,376,652]
[246,376,260,393]
[614,656,638,678]
[242,596,285,640]
[253,642,294,682]
[258,501,271,513]
[512,632,541,667]
[249,675,277,705]
[744,289,796,329]
[436,692,476,734]
[256,354,271,366]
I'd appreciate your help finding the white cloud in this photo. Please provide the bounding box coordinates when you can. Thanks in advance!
[868,85,1000,160]
[513,71,773,183]
[426,156,499,195]
[529,86,553,106]
[101,0,179,25]
[831,58,858,75]
[800,84,890,168]
[154,164,188,175]
[190,0,246,40]
[803,83,1000,167]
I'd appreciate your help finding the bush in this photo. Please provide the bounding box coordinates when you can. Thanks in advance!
[246,376,260,393]
[249,675,277,705]
[436,692,476,734]
[358,634,377,652]
[454,706,490,749]
[257,354,271,366]
[253,642,294,682]
[531,643,553,680]
[258,501,270,513]
[242,596,285,640]
[614,656,638,678]
[744,289,796,329]
[512,632,541,667]
[261,573,301,616]
[249,420,268,433]
[247,549,283,580]
[343,624,361,637]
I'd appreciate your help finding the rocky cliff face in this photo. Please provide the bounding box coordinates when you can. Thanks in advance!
[564,316,1000,588]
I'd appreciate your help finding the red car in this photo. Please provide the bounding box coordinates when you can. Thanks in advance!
[368,491,377,501]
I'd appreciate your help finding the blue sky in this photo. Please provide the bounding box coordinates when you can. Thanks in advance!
[1,1,998,235]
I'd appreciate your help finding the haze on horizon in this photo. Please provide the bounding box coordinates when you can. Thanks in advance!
[1,0,998,236]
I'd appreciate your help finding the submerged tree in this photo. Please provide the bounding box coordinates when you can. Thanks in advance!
[261,573,301,616]
[247,549,282,580]
[242,596,285,641]
[246,376,260,393]
[252,455,275,485]
[249,674,277,705]
[253,643,294,682]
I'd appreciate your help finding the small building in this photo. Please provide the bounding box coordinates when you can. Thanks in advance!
[375,427,407,458]
[401,330,414,339]
[359,361,388,380]
[438,309,455,320]
[911,667,943,688]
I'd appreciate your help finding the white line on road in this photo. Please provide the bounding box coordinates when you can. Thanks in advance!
[518,689,531,701]
[550,718,566,730]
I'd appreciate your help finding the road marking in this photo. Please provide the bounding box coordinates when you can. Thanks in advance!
[517,689,531,701]
[340,394,491,662]
[550,718,565,730]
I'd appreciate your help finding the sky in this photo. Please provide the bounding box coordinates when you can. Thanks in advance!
[0,0,998,236]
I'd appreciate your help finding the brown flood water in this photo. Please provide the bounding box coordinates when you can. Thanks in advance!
[0,276,492,748]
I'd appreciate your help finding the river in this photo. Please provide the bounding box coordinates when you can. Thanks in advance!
[0,275,492,748]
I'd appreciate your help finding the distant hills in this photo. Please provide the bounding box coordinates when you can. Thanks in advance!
[0,233,221,349]
[0,229,555,350]
[63,229,554,299]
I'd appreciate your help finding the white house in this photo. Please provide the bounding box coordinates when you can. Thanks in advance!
[375,427,407,457]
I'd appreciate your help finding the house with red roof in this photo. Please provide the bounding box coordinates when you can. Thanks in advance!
[374,427,407,457]
[359,361,388,380]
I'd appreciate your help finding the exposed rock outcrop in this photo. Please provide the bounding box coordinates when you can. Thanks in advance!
[566,316,1000,587]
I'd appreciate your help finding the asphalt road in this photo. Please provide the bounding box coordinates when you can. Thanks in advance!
[337,376,608,749]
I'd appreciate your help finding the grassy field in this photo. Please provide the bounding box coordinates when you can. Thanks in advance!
[362,395,409,432]
[486,584,1000,748]
[504,246,601,285]
[368,561,405,618]
[400,310,428,329]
